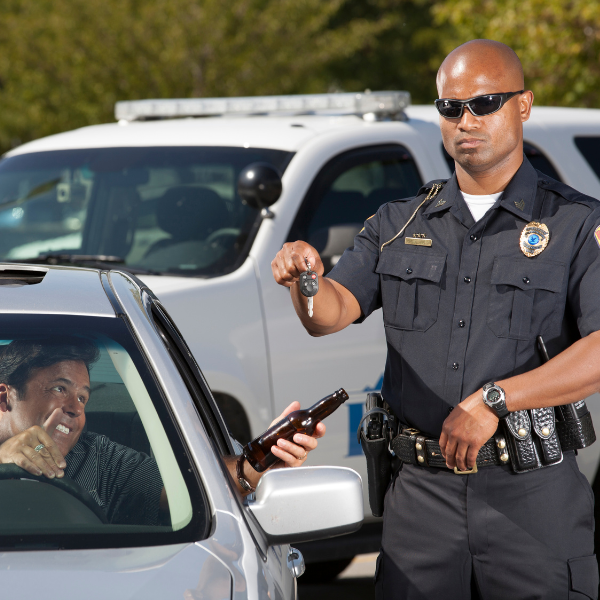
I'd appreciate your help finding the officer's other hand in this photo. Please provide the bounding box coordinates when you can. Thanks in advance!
[269,401,326,468]
[439,392,498,471]
[272,241,323,288]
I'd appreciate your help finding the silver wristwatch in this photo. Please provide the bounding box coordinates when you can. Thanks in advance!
[482,382,509,419]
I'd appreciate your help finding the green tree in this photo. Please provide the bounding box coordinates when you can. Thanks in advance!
[432,0,600,107]
[0,0,398,151]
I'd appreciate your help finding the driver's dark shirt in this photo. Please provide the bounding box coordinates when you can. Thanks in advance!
[64,431,163,525]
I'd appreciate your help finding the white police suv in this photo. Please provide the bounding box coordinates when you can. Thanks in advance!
[1,92,600,577]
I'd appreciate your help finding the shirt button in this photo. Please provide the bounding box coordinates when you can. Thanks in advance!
[470,234,478,241]
[448,406,454,414]
[406,268,413,274]
[464,276,471,283]
[452,362,459,370]
[523,277,530,284]
[458,320,465,327]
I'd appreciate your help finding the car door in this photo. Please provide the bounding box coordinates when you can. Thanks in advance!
[144,294,296,600]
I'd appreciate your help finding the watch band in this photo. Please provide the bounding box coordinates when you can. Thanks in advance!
[482,382,510,419]
[236,454,255,493]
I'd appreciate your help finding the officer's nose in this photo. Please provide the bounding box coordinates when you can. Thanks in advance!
[458,106,481,131]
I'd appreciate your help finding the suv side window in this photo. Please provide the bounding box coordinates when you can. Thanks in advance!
[288,145,423,273]
[441,141,562,181]
[574,137,600,179]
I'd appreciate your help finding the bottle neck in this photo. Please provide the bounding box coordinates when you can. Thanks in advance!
[307,390,347,421]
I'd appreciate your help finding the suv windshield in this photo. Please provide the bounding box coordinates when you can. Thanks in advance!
[0,314,207,550]
[0,147,293,276]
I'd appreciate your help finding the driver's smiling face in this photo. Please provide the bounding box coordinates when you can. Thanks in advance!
[9,360,90,456]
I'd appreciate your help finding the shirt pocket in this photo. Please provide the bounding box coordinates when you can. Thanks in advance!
[487,256,565,341]
[376,249,446,332]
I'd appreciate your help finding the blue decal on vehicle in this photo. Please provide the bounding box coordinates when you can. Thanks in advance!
[347,402,364,456]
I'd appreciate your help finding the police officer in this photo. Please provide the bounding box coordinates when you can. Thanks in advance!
[272,39,600,599]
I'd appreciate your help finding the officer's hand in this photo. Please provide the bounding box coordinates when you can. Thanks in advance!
[271,241,324,288]
[269,401,326,468]
[439,392,498,472]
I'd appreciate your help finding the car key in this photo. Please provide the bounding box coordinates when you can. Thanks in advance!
[300,259,319,317]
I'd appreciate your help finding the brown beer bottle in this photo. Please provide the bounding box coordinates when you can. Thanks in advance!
[243,388,349,472]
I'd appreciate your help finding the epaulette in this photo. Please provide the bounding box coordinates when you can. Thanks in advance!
[537,174,600,209]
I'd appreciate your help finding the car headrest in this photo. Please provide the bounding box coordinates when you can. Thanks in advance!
[157,186,230,240]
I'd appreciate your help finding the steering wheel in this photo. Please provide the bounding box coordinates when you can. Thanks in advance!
[205,228,240,247]
[0,463,108,524]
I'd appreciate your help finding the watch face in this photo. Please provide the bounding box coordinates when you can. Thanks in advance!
[487,389,501,403]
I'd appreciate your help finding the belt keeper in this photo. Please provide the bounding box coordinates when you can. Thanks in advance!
[415,435,428,466]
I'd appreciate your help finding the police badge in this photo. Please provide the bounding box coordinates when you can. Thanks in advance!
[520,222,550,257]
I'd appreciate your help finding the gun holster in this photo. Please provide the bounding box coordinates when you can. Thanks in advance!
[357,393,396,518]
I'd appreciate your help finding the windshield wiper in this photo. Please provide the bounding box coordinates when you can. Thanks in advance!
[4,254,162,275]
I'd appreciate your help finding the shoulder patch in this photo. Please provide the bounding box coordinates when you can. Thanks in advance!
[594,225,600,249]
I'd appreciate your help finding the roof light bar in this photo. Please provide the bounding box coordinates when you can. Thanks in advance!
[114,91,411,122]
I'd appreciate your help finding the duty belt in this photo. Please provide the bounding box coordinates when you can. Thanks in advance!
[391,416,595,475]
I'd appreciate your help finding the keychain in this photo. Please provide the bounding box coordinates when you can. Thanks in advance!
[299,258,319,317]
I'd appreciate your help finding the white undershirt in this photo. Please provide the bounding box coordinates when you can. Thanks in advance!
[461,191,503,222]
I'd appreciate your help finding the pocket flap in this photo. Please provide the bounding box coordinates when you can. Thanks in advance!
[569,555,599,598]
[491,257,565,292]
[376,249,446,283]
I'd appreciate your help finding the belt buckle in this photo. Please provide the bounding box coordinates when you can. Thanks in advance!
[453,464,478,475]
[402,427,420,436]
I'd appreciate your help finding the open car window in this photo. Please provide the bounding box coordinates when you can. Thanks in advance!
[0,314,208,550]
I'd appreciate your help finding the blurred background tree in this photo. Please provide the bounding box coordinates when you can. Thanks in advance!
[432,0,600,107]
[0,0,598,153]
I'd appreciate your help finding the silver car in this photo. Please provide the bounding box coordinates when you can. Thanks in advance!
[0,263,363,599]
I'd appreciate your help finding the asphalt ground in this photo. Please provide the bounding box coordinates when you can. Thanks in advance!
[298,553,377,600]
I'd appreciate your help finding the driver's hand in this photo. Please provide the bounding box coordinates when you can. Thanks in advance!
[0,408,66,478]
[269,401,326,468]
[271,241,324,288]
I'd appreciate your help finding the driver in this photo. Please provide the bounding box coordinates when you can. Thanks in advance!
[0,337,323,525]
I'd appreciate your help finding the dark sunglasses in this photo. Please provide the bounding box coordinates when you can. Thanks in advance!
[434,90,524,119]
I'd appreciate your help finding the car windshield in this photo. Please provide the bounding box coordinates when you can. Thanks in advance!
[0,147,293,276]
[0,314,207,550]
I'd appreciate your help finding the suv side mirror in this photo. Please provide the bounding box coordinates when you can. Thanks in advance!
[247,466,363,545]
[237,163,283,211]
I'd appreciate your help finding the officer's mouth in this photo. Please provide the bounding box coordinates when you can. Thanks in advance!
[457,137,485,149]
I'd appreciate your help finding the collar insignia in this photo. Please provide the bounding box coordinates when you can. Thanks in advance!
[514,199,525,211]
[435,199,446,207]
[520,222,549,257]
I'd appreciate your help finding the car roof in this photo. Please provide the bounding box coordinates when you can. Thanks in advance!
[5,115,374,156]
[0,264,116,317]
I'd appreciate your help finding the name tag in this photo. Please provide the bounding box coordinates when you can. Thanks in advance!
[405,237,432,247]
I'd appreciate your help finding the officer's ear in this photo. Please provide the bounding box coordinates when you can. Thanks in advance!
[519,91,534,123]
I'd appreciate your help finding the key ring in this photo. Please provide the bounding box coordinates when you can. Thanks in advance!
[305,258,311,271]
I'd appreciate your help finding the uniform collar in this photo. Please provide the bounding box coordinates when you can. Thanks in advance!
[423,156,538,222]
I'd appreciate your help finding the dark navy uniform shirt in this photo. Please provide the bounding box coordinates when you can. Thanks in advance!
[329,158,600,437]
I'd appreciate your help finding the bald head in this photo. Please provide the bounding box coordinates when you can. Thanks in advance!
[437,39,524,97]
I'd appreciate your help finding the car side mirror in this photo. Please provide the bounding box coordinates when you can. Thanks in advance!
[247,466,363,545]
[237,163,282,215]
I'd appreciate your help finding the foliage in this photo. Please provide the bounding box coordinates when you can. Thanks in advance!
[433,0,600,107]
[0,0,400,151]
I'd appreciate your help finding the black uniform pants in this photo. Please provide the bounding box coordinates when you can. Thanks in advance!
[376,451,598,600]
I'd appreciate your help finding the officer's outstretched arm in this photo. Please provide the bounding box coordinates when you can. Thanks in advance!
[271,241,361,336]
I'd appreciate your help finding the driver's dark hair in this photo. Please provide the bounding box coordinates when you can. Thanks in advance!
[0,337,99,396]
